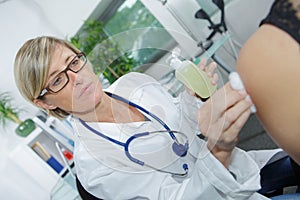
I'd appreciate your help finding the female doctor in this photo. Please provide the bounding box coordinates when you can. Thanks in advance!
[14,36,280,199]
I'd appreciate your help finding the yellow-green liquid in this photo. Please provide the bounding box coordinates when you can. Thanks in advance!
[175,60,217,98]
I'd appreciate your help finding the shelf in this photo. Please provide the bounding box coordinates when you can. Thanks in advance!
[33,116,74,153]
[9,115,77,198]
[9,135,60,194]
[17,116,75,175]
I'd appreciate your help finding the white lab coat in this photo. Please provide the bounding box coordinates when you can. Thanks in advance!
[72,72,281,200]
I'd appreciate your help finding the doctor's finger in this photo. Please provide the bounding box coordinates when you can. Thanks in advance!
[223,108,251,141]
[211,109,251,151]
[197,58,207,70]
[212,73,218,85]
[206,62,217,77]
[208,83,244,116]
[222,98,252,131]
[200,82,246,122]
[223,83,248,110]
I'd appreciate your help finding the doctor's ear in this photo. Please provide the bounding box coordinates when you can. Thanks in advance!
[33,99,57,110]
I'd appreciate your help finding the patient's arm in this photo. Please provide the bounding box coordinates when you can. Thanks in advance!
[236,24,300,165]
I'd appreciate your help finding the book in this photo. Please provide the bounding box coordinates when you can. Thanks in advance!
[31,141,64,173]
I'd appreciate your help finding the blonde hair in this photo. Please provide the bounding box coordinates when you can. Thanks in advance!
[14,36,80,119]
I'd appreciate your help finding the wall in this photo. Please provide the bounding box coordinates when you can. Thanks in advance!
[0,0,100,199]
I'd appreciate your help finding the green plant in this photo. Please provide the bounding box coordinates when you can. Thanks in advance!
[0,92,36,137]
[0,92,23,127]
[69,19,138,83]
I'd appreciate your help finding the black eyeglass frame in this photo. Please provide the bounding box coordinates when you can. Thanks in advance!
[39,52,87,98]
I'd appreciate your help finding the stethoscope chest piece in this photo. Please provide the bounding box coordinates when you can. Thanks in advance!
[172,142,188,157]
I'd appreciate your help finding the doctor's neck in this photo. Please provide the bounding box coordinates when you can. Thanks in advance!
[72,92,141,123]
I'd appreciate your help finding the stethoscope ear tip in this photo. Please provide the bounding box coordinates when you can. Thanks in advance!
[182,163,188,171]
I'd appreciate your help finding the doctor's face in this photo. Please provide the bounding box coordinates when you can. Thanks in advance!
[39,44,103,114]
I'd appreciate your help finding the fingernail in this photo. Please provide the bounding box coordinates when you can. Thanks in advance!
[207,72,212,77]
[199,65,205,70]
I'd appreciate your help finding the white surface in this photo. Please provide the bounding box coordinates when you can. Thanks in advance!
[2,128,58,199]
[0,0,100,199]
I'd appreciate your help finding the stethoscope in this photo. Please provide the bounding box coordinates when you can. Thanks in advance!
[79,92,189,177]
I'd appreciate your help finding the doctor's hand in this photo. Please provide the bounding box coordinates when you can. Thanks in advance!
[197,82,253,168]
[186,59,218,99]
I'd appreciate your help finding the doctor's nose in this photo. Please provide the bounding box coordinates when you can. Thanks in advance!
[67,70,83,86]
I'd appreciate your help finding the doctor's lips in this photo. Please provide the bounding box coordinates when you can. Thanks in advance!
[78,82,93,98]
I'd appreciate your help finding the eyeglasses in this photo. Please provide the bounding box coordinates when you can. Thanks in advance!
[39,52,87,97]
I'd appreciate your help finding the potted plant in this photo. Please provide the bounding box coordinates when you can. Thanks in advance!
[69,19,138,84]
[0,91,35,137]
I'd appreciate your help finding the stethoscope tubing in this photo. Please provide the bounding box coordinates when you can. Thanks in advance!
[79,92,189,176]
[105,92,178,141]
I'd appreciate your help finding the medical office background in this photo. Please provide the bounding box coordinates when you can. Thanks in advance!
[0,0,274,199]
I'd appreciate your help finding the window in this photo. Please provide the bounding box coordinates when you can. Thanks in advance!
[196,0,233,16]
[103,0,175,68]
[71,0,176,83]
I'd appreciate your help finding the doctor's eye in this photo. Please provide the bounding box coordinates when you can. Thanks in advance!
[69,57,80,70]
[51,73,66,87]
